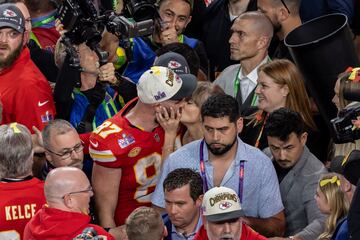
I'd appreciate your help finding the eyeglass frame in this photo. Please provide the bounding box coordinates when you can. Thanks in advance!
[280,0,291,14]
[62,186,93,199]
[45,142,84,160]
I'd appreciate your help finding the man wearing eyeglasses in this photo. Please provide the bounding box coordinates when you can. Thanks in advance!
[24,167,116,240]
[0,3,56,131]
[257,0,301,61]
[40,119,84,179]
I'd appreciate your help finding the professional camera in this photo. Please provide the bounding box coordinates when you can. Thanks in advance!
[331,71,360,143]
[73,227,104,240]
[331,102,360,143]
[57,0,156,68]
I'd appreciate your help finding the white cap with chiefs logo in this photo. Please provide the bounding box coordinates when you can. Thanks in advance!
[202,186,244,222]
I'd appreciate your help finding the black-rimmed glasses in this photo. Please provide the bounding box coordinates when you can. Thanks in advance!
[45,143,84,160]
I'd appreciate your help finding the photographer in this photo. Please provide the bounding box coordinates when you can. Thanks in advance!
[54,39,123,133]
[331,67,360,161]
[120,0,209,83]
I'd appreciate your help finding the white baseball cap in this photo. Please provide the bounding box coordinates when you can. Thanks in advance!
[202,186,244,222]
[137,66,197,104]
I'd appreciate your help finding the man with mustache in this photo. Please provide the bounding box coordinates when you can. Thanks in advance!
[264,108,327,240]
[40,119,84,179]
[0,3,55,132]
[152,94,285,237]
[194,186,267,240]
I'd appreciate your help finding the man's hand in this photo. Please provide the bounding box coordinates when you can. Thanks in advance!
[109,225,128,240]
[32,126,44,154]
[98,63,116,84]
[160,22,178,45]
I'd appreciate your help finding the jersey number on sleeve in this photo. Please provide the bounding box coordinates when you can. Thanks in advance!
[133,153,161,203]
[93,121,122,139]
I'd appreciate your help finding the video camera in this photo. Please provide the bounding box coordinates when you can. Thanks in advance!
[331,102,360,143]
[331,70,360,143]
[57,0,156,68]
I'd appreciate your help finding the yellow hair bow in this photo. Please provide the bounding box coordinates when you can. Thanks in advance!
[345,67,360,82]
[320,175,340,187]
[9,123,21,133]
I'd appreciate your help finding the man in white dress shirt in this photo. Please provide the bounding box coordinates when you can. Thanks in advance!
[214,11,273,114]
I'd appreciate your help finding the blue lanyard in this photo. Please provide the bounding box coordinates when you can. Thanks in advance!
[199,140,245,203]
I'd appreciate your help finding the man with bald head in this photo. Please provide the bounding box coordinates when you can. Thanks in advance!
[214,11,273,114]
[257,0,301,61]
[23,167,115,240]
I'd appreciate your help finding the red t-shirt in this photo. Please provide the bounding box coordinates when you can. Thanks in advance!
[194,223,268,240]
[89,98,165,225]
[0,177,45,240]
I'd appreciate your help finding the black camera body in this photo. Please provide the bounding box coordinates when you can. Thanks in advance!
[58,0,156,44]
[73,227,104,240]
[331,102,360,143]
[57,0,156,68]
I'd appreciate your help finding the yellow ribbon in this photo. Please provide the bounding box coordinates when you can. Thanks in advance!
[320,175,340,187]
[9,123,21,133]
[346,67,360,82]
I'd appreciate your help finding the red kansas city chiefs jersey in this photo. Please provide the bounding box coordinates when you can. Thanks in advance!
[89,99,164,225]
[0,177,45,240]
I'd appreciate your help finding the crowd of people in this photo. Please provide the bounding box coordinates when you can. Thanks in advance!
[1,0,360,239]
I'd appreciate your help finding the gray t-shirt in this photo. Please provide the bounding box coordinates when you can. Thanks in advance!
[151,138,284,218]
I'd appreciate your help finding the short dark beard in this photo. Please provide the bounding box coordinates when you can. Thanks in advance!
[0,36,23,70]
[273,21,282,34]
[206,137,237,156]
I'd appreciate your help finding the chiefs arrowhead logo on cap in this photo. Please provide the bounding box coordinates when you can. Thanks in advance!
[219,201,232,210]
[168,60,181,69]
[3,9,17,17]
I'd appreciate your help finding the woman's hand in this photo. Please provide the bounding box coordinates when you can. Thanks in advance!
[156,106,181,135]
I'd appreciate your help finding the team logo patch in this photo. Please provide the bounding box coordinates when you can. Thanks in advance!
[128,147,141,157]
[154,133,160,142]
[118,134,135,149]
[154,91,166,101]
[41,111,54,123]
[168,60,181,69]
[219,201,232,210]
[3,9,16,17]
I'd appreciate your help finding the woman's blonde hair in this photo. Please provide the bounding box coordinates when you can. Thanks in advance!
[317,173,350,240]
[190,82,224,108]
[333,68,360,159]
[257,59,316,129]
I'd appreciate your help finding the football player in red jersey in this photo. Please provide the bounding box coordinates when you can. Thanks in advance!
[0,123,46,240]
[90,62,197,228]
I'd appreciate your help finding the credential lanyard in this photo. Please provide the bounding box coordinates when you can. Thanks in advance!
[199,140,245,203]
[234,66,257,106]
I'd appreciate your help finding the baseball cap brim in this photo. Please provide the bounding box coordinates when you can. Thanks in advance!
[0,23,24,33]
[330,155,344,175]
[205,209,244,222]
[169,74,197,101]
